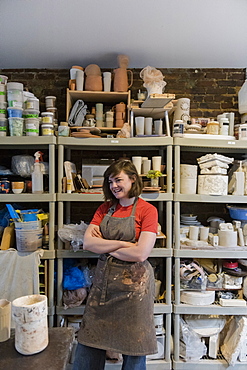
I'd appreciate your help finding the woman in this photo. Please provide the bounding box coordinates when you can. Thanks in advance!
[73,159,158,370]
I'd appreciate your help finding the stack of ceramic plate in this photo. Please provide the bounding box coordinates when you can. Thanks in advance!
[180,213,201,226]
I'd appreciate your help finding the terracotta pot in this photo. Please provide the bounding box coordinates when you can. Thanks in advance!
[115,102,126,112]
[113,68,133,92]
[85,75,103,91]
[115,119,124,128]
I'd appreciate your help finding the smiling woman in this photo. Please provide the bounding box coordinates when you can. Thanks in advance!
[73,159,158,370]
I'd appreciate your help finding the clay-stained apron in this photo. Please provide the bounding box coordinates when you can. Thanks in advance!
[77,199,157,356]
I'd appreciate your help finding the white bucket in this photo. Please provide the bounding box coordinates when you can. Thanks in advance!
[0,299,11,342]
[15,227,43,251]
[15,220,41,230]
[12,294,48,355]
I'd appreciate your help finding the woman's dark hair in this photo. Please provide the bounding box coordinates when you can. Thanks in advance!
[103,159,143,202]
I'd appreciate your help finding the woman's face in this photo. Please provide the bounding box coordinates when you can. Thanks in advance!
[108,170,134,200]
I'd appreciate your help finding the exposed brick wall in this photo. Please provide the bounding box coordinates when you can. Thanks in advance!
[1,67,245,223]
[1,67,245,123]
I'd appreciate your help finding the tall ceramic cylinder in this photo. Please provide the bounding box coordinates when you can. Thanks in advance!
[103,72,111,92]
[132,156,142,174]
[152,156,162,171]
[12,294,48,355]
[0,299,11,342]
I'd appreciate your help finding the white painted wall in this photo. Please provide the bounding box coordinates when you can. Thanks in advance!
[1,0,247,69]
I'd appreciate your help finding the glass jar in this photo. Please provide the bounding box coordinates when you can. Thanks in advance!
[58,122,70,137]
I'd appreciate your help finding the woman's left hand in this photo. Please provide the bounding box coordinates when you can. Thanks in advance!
[91,225,103,238]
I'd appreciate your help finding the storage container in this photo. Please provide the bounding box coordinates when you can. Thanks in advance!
[23,109,39,118]
[41,123,54,136]
[45,96,56,108]
[0,84,7,103]
[8,117,24,136]
[41,112,53,124]
[7,82,23,108]
[0,75,8,85]
[7,107,23,118]
[15,227,43,252]
[24,97,39,111]
[24,117,39,136]
[0,102,7,118]
[0,118,7,136]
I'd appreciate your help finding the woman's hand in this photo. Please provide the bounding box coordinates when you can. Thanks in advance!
[90,226,103,238]
[110,231,156,262]
[83,224,131,254]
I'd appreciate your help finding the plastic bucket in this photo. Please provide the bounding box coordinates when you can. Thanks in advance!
[0,84,7,103]
[0,299,11,342]
[0,75,8,85]
[0,101,7,118]
[23,91,35,102]
[12,294,48,355]
[8,117,24,136]
[7,82,23,108]
[7,107,23,118]
[15,227,43,251]
[24,117,39,136]
[23,109,39,118]
[24,98,39,111]
[0,118,7,136]
[15,220,41,230]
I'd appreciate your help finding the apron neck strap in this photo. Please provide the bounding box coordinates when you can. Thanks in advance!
[107,197,139,216]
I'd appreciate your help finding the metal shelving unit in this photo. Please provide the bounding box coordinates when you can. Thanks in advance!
[0,136,56,326]
[173,137,247,369]
[57,94,173,367]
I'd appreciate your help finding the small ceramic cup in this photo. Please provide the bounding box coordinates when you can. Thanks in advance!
[11,181,24,194]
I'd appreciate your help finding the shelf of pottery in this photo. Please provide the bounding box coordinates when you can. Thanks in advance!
[172,137,247,369]
[56,134,173,369]
[0,136,56,327]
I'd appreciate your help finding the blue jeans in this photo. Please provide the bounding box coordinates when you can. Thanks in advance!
[72,343,146,370]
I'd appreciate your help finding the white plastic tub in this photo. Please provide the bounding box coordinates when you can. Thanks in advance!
[15,227,43,251]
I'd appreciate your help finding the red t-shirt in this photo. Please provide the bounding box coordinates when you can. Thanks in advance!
[91,198,158,240]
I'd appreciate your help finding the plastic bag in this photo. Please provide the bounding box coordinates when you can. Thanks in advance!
[63,266,87,290]
[58,221,88,251]
[63,287,87,309]
[140,66,167,95]
[180,318,207,361]
[11,155,34,177]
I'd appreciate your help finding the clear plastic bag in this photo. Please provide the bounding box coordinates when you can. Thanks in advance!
[180,318,207,361]
[11,155,34,177]
[58,221,88,251]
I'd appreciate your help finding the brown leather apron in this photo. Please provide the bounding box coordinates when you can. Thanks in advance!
[77,198,157,356]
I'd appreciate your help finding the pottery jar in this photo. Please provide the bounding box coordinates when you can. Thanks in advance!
[113,68,133,92]
[85,75,103,91]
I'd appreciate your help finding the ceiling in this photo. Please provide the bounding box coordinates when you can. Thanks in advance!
[1,0,247,70]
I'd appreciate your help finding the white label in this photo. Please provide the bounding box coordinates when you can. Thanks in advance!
[111,140,119,143]
[227,141,236,145]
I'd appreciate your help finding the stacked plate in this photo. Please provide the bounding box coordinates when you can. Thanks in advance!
[180,213,201,226]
